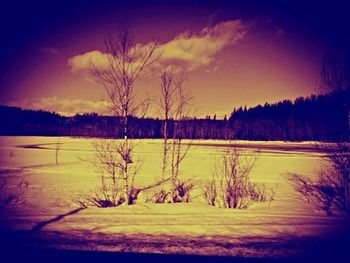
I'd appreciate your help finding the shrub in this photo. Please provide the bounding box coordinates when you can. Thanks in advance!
[148,189,171,203]
[203,177,217,206]
[75,139,142,207]
[203,148,274,209]
[288,169,345,216]
[148,179,194,204]
[172,179,194,203]
[288,142,350,216]
[74,176,125,208]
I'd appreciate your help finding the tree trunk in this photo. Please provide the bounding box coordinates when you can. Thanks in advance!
[123,106,129,205]
[161,120,168,191]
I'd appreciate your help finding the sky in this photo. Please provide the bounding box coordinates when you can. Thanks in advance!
[0,0,349,118]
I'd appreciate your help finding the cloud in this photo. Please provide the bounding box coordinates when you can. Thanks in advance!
[18,97,113,116]
[158,20,247,70]
[68,20,247,73]
[67,50,110,73]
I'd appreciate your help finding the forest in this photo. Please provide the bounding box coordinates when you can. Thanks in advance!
[1,88,349,142]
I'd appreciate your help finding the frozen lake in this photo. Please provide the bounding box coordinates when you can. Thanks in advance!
[0,136,325,210]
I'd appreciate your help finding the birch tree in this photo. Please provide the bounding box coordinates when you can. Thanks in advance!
[153,68,194,203]
[89,27,158,205]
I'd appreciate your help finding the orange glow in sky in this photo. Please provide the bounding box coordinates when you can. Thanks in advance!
[0,1,346,118]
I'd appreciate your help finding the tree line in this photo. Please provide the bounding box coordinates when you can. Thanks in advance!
[229,88,349,141]
[1,88,348,142]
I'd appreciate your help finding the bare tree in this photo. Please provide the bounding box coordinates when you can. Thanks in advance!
[90,27,158,123]
[75,139,138,207]
[288,170,344,216]
[150,68,194,203]
[287,53,350,215]
[287,143,350,216]
[217,148,256,208]
[159,68,177,192]
[324,143,350,211]
[203,173,217,206]
[89,26,158,205]
[169,72,194,202]
[76,138,171,207]
[319,54,348,93]
[319,52,349,139]
[311,53,350,213]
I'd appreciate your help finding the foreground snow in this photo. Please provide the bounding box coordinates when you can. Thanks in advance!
[0,136,348,257]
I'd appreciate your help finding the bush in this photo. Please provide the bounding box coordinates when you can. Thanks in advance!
[326,143,350,211]
[288,142,350,216]
[203,178,217,206]
[249,183,267,202]
[203,148,271,209]
[148,179,194,204]
[76,139,144,207]
[288,169,345,216]
[74,176,125,208]
[172,180,194,203]
[148,189,171,203]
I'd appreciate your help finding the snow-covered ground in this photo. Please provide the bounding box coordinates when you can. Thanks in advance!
[0,136,348,258]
